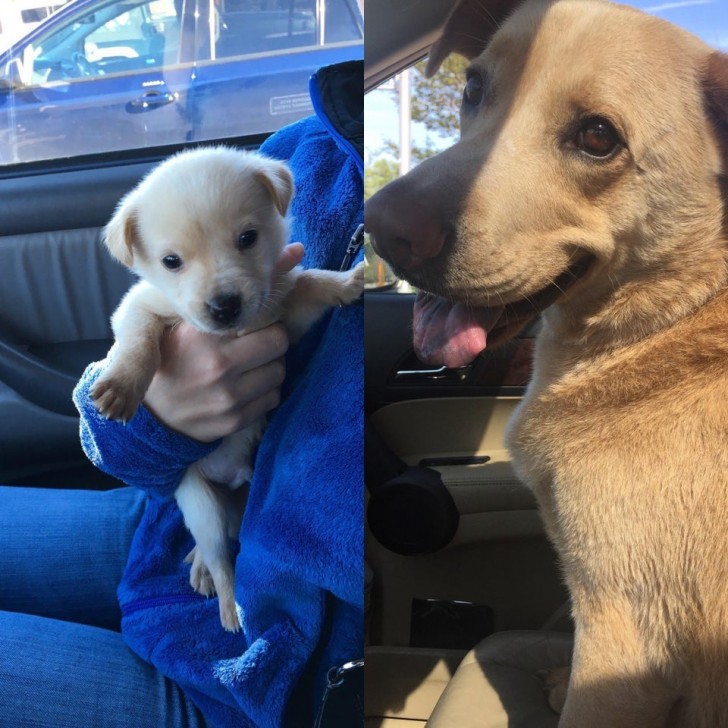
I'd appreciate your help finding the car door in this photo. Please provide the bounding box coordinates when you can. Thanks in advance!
[364,285,569,647]
[189,0,363,141]
[364,283,571,723]
[0,160,143,489]
[0,0,196,164]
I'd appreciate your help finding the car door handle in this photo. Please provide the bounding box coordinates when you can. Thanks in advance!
[394,364,473,382]
[126,90,176,113]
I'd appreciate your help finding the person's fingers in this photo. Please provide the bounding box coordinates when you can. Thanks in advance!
[219,323,289,377]
[273,242,304,275]
[227,388,282,434]
[145,321,290,441]
[220,357,286,414]
[202,361,284,439]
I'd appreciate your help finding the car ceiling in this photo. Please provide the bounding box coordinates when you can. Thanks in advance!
[364,0,455,91]
[364,0,728,92]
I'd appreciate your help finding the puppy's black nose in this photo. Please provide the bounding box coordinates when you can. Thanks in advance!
[208,294,242,325]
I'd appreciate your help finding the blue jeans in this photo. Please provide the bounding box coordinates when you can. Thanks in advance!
[0,486,208,728]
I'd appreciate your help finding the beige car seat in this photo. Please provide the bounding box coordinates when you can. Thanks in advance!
[426,631,573,728]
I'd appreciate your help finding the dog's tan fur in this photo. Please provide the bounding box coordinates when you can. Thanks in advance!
[367,0,728,724]
[93,147,363,631]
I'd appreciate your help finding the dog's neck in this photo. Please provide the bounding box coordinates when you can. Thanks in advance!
[540,239,728,360]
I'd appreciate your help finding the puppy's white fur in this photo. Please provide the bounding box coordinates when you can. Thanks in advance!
[93,147,363,631]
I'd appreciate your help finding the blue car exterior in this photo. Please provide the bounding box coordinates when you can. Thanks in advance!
[0,0,363,164]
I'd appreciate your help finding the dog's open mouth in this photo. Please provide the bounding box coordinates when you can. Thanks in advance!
[413,256,594,368]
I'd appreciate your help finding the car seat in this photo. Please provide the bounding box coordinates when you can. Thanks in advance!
[426,631,573,727]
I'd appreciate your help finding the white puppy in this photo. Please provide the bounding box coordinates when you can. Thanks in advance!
[92,147,363,631]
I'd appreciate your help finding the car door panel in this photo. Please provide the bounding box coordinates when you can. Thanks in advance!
[0,161,158,488]
[0,69,192,162]
[365,290,567,649]
[369,397,543,542]
[194,51,363,142]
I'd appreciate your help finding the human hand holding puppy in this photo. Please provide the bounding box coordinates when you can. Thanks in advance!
[143,243,304,443]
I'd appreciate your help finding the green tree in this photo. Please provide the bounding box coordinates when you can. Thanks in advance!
[409,55,468,141]
[382,55,467,165]
[364,156,398,201]
[364,157,398,288]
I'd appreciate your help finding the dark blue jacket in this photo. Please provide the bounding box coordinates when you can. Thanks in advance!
[73,61,363,728]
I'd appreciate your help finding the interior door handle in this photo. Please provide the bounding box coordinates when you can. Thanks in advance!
[394,364,473,383]
[127,90,176,112]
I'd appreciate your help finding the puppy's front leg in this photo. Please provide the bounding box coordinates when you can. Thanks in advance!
[92,282,175,422]
[281,261,364,342]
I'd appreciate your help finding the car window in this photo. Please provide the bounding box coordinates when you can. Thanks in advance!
[0,0,362,166]
[213,0,361,59]
[0,3,71,53]
[82,0,178,72]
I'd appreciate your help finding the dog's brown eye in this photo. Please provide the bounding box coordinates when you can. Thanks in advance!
[575,117,620,158]
[162,254,183,271]
[238,230,258,250]
[463,72,484,107]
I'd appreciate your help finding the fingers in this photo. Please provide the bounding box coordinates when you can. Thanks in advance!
[220,323,289,377]
[144,321,291,442]
[214,356,286,421]
[227,383,282,434]
[187,358,285,441]
[273,242,304,275]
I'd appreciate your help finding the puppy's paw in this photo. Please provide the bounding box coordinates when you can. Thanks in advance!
[541,666,571,714]
[185,547,216,597]
[337,261,365,306]
[91,372,145,423]
[219,595,241,633]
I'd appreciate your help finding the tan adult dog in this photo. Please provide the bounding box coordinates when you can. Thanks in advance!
[366,1,728,725]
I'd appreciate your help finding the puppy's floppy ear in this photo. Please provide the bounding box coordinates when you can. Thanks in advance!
[255,161,295,216]
[426,0,524,77]
[103,196,140,268]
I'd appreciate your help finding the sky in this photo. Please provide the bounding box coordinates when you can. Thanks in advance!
[364,0,728,165]
[637,0,728,50]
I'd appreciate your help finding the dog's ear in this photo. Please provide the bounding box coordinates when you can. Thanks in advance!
[426,0,524,77]
[103,198,140,268]
[703,52,728,175]
[255,161,294,216]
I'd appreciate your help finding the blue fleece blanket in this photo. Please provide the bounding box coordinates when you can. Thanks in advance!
[73,101,363,727]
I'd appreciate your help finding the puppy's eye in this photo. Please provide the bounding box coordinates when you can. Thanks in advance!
[238,229,258,250]
[463,72,485,107]
[162,254,183,271]
[574,117,621,158]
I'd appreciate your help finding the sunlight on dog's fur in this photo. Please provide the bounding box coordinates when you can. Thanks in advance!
[93,147,363,631]
[366,0,728,724]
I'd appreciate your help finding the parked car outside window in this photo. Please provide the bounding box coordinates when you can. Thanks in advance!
[0,0,362,164]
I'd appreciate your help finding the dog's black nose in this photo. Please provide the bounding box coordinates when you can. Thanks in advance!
[208,294,242,325]
[365,179,447,273]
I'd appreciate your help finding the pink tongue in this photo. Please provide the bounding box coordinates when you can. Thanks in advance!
[413,293,503,368]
